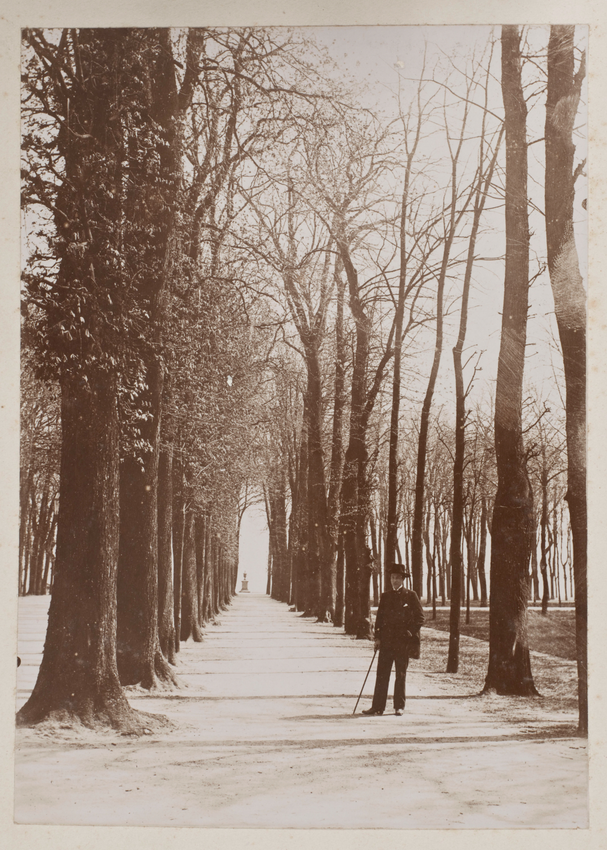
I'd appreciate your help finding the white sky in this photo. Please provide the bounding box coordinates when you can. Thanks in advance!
[238,506,270,593]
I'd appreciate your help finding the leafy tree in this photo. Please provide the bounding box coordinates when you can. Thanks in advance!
[19,29,161,730]
[115,28,200,689]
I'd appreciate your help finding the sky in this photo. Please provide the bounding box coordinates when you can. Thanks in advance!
[238,506,270,593]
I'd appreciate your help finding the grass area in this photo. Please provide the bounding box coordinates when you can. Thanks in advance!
[422,606,577,661]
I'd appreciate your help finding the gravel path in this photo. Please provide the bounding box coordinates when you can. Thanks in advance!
[15,592,587,828]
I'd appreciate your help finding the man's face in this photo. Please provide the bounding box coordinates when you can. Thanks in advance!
[390,574,404,590]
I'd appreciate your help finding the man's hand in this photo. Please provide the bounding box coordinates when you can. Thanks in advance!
[374,640,380,651]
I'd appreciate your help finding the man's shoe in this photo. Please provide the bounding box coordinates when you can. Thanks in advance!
[362,708,383,716]
[395,709,404,716]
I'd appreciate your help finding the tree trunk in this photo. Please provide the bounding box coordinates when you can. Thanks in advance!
[545,24,587,735]
[117,360,176,689]
[338,241,393,638]
[19,462,35,596]
[266,543,272,596]
[477,496,488,607]
[530,515,540,603]
[269,476,289,603]
[369,512,380,607]
[41,509,58,594]
[334,533,345,628]
[211,530,220,617]
[115,27,189,690]
[448,132,501,667]
[18,28,165,731]
[202,516,212,622]
[340,367,372,638]
[29,480,51,595]
[18,371,144,731]
[291,410,309,613]
[158,444,176,663]
[484,26,537,696]
[305,343,331,620]
[386,174,415,567]
[172,452,185,652]
[327,265,347,623]
[195,514,206,624]
[180,510,204,642]
[411,282,445,598]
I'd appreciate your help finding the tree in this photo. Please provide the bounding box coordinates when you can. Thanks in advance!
[327,261,347,623]
[305,112,397,637]
[385,70,435,571]
[544,24,587,734]
[19,29,155,730]
[115,27,198,689]
[410,77,478,599]
[337,233,395,638]
[244,175,334,619]
[447,74,503,672]
[484,26,537,697]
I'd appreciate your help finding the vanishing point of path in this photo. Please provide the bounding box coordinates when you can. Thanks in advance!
[15,592,587,828]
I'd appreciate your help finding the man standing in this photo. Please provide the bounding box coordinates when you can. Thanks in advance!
[362,563,425,716]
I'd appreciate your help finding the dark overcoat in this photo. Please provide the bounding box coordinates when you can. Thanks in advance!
[374,586,425,656]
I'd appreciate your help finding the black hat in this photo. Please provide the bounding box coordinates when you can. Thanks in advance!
[389,563,410,577]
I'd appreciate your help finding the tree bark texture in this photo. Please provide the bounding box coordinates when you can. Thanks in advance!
[172,451,185,653]
[268,476,290,603]
[477,496,488,607]
[386,181,413,569]
[484,26,537,696]
[448,118,502,672]
[18,29,159,730]
[305,343,332,620]
[18,371,143,730]
[326,266,347,621]
[180,510,204,642]
[545,25,587,734]
[339,247,373,639]
[115,27,192,689]
[117,357,176,688]
[158,444,176,663]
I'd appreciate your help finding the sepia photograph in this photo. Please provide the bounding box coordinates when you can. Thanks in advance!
[3,2,605,846]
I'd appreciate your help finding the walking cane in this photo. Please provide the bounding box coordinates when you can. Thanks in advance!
[353,648,377,715]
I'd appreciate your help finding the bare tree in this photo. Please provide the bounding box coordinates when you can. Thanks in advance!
[447,71,504,672]
[484,26,537,696]
[544,24,587,734]
[410,77,479,598]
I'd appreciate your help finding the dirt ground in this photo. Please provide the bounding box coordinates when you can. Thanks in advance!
[14,592,587,829]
